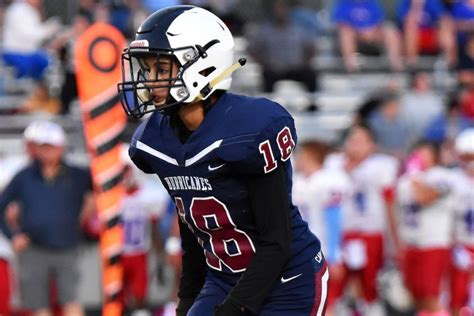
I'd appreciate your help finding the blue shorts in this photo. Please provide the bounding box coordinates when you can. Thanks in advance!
[188,251,329,316]
[2,50,50,80]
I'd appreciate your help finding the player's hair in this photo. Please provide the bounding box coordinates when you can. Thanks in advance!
[344,122,377,143]
[412,139,442,165]
[299,140,332,164]
[379,91,400,107]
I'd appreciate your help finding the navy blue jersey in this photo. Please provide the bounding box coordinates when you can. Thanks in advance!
[130,92,321,284]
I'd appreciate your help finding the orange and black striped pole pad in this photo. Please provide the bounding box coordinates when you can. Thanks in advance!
[74,22,127,316]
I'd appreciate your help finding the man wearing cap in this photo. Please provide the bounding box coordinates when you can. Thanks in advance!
[0,121,94,316]
[0,120,46,315]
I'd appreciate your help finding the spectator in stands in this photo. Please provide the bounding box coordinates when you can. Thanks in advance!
[19,83,61,114]
[424,89,473,143]
[450,129,474,316]
[247,0,317,92]
[445,0,474,71]
[78,0,97,20]
[397,0,454,67]
[457,31,474,88]
[108,0,149,40]
[332,0,403,72]
[0,121,94,316]
[367,92,413,157]
[355,82,401,123]
[48,11,92,114]
[325,123,401,316]
[293,140,351,316]
[290,0,321,36]
[119,144,167,315]
[400,71,444,141]
[397,141,454,316]
[1,0,61,80]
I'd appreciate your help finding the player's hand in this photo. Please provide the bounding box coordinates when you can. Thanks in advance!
[5,202,20,229]
[12,233,30,253]
[214,299,251,316]
[411,179,440,206]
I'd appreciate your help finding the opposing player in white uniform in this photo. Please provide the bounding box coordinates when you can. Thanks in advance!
[450,129,474,316]
[120,145,168,313]
[325,124,400,316]
[397,141,455,316]
[293,140,352,314]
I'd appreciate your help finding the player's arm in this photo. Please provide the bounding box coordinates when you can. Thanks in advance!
[411,178,446,207]
[79,192,95,225]
[216,164,292,316]
[176,218,207,316]
[383,185,404,262]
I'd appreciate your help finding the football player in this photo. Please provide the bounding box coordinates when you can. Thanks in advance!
[293,140,352,315]
[450,129,474,316]
[118,5,328,316]
[324,124,400,316]
[119,145,168,314]
[397,141,454,316]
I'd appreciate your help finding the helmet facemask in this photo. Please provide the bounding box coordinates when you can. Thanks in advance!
[119,47,199,118]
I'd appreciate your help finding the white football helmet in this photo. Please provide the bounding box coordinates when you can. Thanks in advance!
[118,5,244,118]
[455,128,474,155]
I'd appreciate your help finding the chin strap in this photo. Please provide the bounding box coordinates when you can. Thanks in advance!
[193,58,247,102]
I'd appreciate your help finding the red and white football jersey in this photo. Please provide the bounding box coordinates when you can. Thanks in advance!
[122,181,168,255]
[293,167,352,262]
[325,153,399,233]
[397,166,456,248]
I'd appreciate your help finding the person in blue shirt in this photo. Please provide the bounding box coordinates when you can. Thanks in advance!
[0,121,93,316]
[424,89,473,144]
[118,5,328,316]
[397,0,452,66]
[332,0,403,72]
[449,0,474,43]
[444,0,474,72]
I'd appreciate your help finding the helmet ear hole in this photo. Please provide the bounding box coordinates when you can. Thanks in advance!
[199,66,216,77]
[193,82,198,87]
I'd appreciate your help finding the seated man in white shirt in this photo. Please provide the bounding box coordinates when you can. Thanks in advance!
[2,0,60,80]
